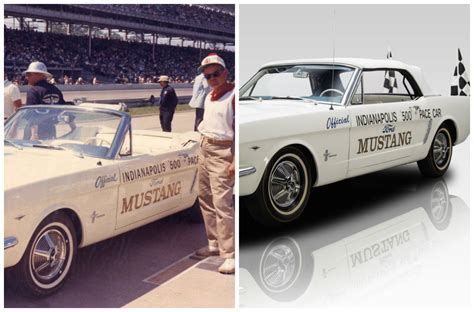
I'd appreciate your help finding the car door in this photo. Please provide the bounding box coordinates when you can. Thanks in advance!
[115,129,199,229]
[347,69,428,176]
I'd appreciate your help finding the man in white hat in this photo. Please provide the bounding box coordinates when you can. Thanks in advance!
[23,61,65,140]
[194,53,235,274]
[157,75,178,132]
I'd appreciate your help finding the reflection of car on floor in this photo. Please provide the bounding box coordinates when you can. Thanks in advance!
[4,105,201,296]
[239,58,470,225]
[239,178,468,306]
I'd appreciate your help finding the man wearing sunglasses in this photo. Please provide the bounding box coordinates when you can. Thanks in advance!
[195,53,235,274]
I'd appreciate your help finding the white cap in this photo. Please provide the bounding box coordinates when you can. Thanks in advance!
[199,53,226,71]
[158,75,170,82]
[23,61,52,78]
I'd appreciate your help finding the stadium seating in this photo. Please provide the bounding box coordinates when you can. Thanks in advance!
[4,28,235,85]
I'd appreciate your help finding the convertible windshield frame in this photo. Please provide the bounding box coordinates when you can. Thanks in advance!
[240,63,361,106]
[4,105,131,160]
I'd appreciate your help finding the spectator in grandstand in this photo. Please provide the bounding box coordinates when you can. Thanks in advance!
[157,75,178,132]
[4,28,235,84]
[195,53,235,274]
[4,74,22,120]
[23,61,66,140]
[189,72,210,131]
[63,75,71,85]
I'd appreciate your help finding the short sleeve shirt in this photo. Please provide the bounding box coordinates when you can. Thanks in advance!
[4,80,21,118]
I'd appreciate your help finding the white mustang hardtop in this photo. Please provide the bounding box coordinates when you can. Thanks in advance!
[239,58,469,225]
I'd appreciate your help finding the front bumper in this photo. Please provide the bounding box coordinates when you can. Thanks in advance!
[239,166,256,177]
[4,236,18,250]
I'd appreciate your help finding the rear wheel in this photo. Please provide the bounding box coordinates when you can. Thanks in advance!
[417,125,453,178]
[246,147,312,226]
[15,211,77,297]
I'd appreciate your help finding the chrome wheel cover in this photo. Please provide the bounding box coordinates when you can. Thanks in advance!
[433,131,451,169]
[270,160,302,209]
[262,244,296,291]
[31,229,68,282]
[430,182,449,223]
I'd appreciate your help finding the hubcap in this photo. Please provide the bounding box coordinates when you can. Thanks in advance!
[431,183,448,223]
[262,244,296,291]
[32,229,68,282]
[270,160,301,209]
[433,131,450,168]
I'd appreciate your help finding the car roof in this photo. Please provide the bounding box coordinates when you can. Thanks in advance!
[260,58,435,95]
[262,58,414,70]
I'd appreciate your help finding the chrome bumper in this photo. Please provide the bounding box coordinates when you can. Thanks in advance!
[239,166,256,177]
[4,237,18,249]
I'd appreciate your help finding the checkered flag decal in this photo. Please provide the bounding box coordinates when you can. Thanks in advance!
[384,49,398,93]
[451,48,470,96]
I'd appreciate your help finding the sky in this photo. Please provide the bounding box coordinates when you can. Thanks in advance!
[240,4,470,96]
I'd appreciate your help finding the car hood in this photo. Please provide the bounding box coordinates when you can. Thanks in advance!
[4,145,101,191]
[239,99,331,124]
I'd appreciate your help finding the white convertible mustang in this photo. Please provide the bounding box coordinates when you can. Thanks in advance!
[239,58,470,225]
[4,105,201,296]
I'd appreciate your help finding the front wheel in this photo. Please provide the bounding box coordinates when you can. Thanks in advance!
[417,125,453,178]
[246,147,312,226]
[15,211,77,297]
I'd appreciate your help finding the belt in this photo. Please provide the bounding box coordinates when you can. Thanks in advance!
[202,136,233,145]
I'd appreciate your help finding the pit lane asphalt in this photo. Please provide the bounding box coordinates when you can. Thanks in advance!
[4,110,225,308]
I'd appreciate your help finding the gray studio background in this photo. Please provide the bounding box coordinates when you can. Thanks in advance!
[240,4,470,97]
[239,4,470,307]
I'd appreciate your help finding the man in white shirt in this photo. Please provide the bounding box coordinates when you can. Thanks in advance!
[4,76,22,120]
[189,72,210,131]
[195,53,235,274]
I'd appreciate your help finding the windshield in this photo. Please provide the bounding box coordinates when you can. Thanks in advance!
[240,64,356,104]
[4,106,123,158]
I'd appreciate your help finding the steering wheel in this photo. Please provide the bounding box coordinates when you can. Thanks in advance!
[84,137,112,147]
[320,89,344,97]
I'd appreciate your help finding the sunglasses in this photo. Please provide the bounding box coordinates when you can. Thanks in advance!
[204,69,223,80]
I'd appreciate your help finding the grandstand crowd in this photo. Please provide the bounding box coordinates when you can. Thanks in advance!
[84,4,234,32]
[4,28,235,85]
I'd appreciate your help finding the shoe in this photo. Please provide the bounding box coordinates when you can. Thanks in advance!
[194,246,219,258]
[218,258,235,274]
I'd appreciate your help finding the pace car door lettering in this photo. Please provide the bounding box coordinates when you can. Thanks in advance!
[121,181,182,214]
[121,162,167,183]
[120,154,199,184]
[326,115,350,129]
[382,124,395,133]
[418,108,442,119]
[116,153,198,229]
[357,131,412,154]
[95,173,118,188]
[348,104,420,173]
[355,112,397,126]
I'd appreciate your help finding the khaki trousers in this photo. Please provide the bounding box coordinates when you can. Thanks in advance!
[198,139,235,259]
